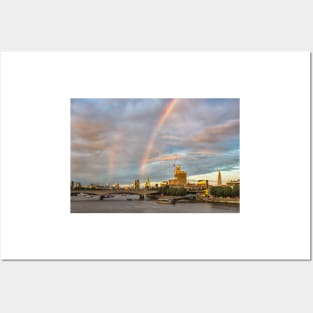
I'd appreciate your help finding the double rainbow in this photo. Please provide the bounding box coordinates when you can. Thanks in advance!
[140,99,178,177]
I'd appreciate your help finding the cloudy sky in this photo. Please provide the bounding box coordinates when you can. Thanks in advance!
[71,99,239,186]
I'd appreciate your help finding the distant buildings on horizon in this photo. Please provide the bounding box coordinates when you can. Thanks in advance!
[71,165,239,190]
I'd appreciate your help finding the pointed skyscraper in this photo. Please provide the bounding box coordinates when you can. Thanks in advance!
[217,170,222,186]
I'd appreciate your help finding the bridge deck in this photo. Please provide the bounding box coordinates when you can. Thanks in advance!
[71,189,160,196]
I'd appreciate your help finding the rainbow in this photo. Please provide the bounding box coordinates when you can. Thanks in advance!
[140,99,178,177]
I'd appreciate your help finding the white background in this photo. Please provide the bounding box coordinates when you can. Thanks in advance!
[0,1,312,313]
[1,52,310,260]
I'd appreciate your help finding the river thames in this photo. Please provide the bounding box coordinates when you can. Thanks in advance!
[71,194,240,213]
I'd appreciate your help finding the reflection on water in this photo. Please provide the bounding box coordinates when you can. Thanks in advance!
[71,194,239,213]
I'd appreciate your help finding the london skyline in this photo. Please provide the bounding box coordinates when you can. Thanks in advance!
[71,98,240,185]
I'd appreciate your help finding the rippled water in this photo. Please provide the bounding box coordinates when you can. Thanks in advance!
[71,194,239,213]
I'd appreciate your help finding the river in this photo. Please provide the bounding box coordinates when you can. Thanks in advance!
[71,194,239,213]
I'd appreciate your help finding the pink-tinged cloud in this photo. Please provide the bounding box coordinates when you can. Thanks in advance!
[187,119,239,144]
[189,151,223,156]
[71,118,112,142]
[152,154,184,162]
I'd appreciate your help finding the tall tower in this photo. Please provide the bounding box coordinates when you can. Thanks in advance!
[169,164,187,186]
[145,177,150,189]
[217,170,222,185]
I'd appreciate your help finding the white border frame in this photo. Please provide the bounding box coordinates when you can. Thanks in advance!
[0,52,310,259]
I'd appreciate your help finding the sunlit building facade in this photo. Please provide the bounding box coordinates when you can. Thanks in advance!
[169,165,187,186]
[226,179,240,187]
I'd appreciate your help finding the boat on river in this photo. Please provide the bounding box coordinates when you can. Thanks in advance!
[71,194,101,201]
[157,198,176,205]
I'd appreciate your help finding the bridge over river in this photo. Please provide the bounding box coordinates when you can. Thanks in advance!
[71,189,160,200]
